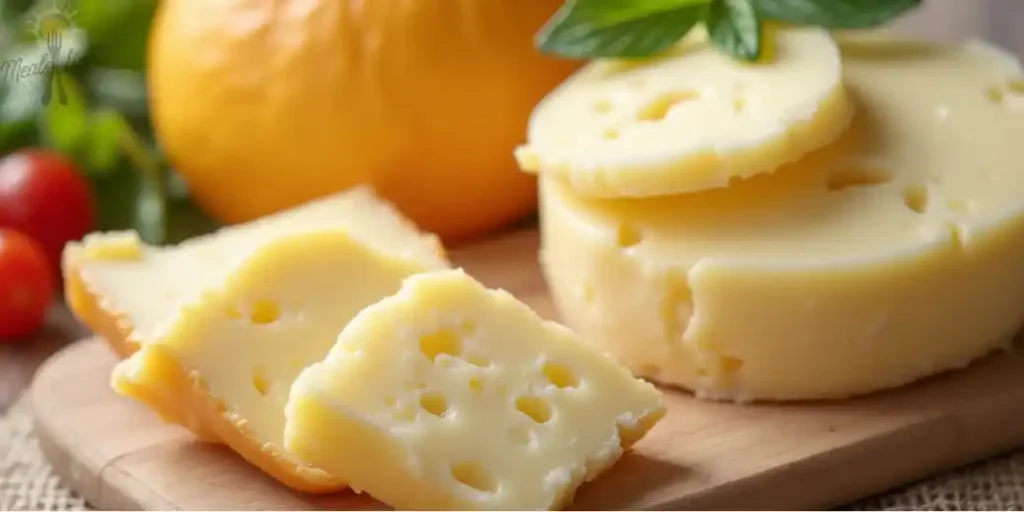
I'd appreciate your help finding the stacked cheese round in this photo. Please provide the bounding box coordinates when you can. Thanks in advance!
[520,31,1024,402]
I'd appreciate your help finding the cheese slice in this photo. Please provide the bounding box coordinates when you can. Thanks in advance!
[284,269,665,510]
[539,37,1024,402]
[64,185,444,358]
[95,188,448,494]
[515,26,852,198]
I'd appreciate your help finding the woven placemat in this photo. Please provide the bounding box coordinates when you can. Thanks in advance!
[2,395,1023,511]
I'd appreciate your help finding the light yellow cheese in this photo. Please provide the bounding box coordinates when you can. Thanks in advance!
[284,269,665,510]
[515,26,852,198]
[539,37,1024,402]
[104,188,449,493]
[64,185,444,357]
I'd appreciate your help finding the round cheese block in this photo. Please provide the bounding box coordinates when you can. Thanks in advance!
[516,26,852,198]
[539,37,1024,402]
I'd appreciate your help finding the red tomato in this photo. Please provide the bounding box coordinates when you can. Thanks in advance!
[0,229,54,339]
[0,149,97,274]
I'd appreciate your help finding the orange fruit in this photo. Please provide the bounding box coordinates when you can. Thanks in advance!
[149,0,581,242]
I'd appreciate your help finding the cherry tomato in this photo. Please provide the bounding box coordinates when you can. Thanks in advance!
[0,229,54,340]
[0,149,97,274]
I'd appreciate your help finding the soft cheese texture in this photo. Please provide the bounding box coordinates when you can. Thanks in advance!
[284,269,665,510]
[64,186,443,357]
[516,26,851,198]
[539,38,1024,402]
[103,188,449,493]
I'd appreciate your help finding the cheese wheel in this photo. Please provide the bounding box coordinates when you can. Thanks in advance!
[539,38,1024,402]
[516,27,852,198]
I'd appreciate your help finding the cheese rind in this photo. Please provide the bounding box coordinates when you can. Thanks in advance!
[516,26,851,198]
[113,227,448,493]
[284,269,665,510]
[92,187,448,494]
[539,38,1024,402]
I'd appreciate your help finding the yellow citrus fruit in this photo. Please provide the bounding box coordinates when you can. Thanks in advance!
[149,0,581,242]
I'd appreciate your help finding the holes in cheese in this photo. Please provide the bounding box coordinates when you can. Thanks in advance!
[450,461,498,494]
[248,299,280,324]
[902,185,929,214]
[825,167,893,191]
[419,328,462,362]
[515,395,553,424]
[284,269,665,510]
[419,391,452,419]
[615,224,643,248]
[987,85,1006,104]
[636,90,700,122]
[252,366,271,396]
[542,361,579,389]
[515,26,852,198]
[538,37,1024,402]
[986,77,1024,105]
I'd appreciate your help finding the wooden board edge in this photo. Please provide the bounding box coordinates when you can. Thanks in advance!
[29,336,1024,511]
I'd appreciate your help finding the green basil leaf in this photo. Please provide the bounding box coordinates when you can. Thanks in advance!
[537,0,709,59]
[753,0,922,29]
[707,0,762,62]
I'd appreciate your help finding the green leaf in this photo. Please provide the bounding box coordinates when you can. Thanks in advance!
[43,70,89,153]
[84,108,122,173]
[753,0,922,29]
[707,0,761,62]
[537,0,709,59]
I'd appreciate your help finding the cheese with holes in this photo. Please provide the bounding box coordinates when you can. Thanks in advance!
[539,37,1024,402]
[515,26,851,198]
[102,188,449,493]
[284,269,665,510]
[64,186,442,358]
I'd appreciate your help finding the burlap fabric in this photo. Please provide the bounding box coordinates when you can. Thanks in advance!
[1,396,1023,511]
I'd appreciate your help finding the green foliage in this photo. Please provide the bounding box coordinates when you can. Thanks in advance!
[537,0,923,61]
[0,0,218,245]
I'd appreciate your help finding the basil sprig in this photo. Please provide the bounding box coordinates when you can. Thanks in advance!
[537,0,923,62]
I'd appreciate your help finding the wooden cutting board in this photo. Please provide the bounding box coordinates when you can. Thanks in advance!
[29,228,1024,510]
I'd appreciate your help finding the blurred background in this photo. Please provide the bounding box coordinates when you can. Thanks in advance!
[0,0,1021,250]
[0,0,1022,409]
